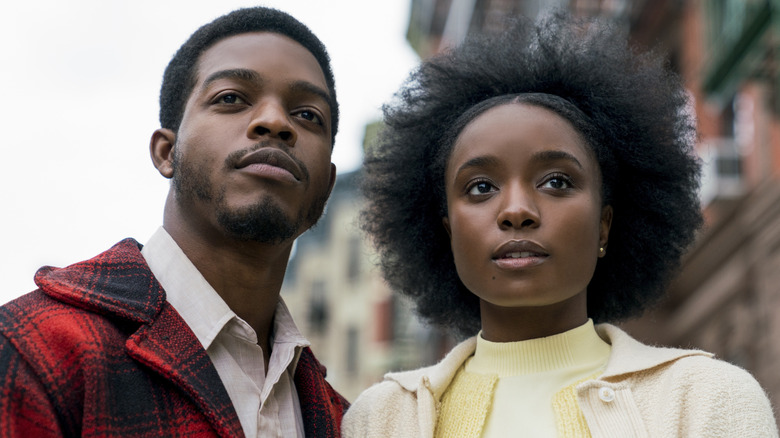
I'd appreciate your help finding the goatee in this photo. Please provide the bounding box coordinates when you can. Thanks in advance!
[171,144,327,244]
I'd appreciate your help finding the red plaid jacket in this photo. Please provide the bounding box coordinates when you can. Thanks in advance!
[0,239,348,437]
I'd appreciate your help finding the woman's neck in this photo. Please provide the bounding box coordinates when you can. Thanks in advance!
[478,293,588,342]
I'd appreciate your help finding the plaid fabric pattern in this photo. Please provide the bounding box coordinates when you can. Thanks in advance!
[0,239,347,437]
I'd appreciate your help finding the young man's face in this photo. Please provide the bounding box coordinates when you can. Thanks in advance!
[170,32,336,244]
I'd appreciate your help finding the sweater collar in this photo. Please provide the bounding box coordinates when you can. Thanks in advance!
[469,319,610,377]
[384,323,711,398]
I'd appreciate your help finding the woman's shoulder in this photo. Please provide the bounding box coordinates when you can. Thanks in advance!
[342,374,426,437]
[352,380,410,413]
[651,350,769,398]
[598,324,764,385]
[595,324,777,435]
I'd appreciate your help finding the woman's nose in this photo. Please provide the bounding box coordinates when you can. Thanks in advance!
[496,185,540,229]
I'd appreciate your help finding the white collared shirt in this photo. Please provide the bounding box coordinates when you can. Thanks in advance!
[141,227,309,438]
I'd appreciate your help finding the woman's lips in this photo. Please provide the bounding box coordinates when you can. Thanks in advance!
[492,240,549,269]
[493,253,547,269]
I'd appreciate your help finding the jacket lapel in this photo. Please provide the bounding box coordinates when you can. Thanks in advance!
[36,239,244,438]
[127,304,243,438]
[295,347,349,437]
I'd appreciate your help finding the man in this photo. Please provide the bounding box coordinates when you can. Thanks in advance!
[0,7,347,438]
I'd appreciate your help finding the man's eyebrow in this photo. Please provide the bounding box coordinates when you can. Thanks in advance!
[201,68,261,89]
[288,80,331,107]
[531,150,584,170]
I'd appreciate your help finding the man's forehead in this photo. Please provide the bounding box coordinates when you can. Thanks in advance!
[195,32,327,90]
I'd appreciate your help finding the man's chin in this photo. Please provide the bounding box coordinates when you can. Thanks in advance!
[216,202,298,244]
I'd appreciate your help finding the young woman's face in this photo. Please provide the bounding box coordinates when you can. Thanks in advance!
[443,103,611,327]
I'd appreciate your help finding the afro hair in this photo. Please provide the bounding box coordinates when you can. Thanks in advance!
[360,12,702,337]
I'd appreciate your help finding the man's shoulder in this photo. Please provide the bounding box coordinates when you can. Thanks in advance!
[0,287,115,336]
[0,238,165,357]
[0,286,136,370]
[27,238,164,323]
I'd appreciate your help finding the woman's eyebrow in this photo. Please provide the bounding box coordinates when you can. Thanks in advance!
[455,155,502,176]
[531,150,583,169]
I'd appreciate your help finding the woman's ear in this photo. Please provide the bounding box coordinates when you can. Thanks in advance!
[150,128,176,179]
[599,205,613,257]
[442,216,452,238]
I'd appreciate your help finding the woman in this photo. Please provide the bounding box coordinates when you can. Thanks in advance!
[343,12,778,438]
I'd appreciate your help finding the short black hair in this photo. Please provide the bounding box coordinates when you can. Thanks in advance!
[361,12,703,337]
[159,7,339,146]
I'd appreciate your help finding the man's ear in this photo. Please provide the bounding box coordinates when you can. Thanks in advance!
[315,162,338,205]
[326,163,337,198]
[442,216,452,238]
[150,128,176,179]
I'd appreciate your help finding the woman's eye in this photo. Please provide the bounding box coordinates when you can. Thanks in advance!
[467,181,495,195]
[541,174,573,190]
[297,110,323,125]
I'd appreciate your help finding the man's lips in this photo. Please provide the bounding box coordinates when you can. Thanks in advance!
[234,148,303,182]
[492,240,549,268]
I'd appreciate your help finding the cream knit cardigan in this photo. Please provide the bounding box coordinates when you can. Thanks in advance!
[342,324,778,437]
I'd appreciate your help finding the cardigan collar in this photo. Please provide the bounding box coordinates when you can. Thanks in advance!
[385,324,711,398]
[387,336,477,401]
[595,324,711,380]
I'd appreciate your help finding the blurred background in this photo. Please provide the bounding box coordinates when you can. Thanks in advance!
[1,0,779,425]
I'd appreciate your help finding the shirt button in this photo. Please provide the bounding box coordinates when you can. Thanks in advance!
[598,387,615,403]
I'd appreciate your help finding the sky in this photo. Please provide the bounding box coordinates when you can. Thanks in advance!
[0,0,420,303]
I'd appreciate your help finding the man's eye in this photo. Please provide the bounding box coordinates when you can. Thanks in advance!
[298,110,323,125]
[467,181,495,195]
[217,94,244,104]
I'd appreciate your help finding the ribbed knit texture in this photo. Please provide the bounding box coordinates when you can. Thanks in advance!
[553,375,599,437]
[435,320,610,437]
[435,368,497,438]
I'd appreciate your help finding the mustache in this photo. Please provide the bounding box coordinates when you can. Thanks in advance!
[224,140,310,182]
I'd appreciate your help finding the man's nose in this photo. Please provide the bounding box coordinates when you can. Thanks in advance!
[247,100,297,146]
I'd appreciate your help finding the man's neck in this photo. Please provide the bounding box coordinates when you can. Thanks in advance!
[163,222,294,363]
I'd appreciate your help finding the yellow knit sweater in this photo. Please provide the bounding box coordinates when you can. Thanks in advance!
[435,320,611,438]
